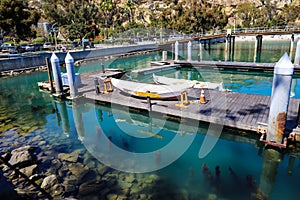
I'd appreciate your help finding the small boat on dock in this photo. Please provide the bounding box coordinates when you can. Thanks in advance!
[111,78,192,99]
[153,74,224,91]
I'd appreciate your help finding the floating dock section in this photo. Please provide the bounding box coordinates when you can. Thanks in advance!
[77,73,300,136]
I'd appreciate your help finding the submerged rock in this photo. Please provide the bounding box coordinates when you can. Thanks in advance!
[41,174,58,191]
[78,180,106,196]
[19,164,38,177]
[68,163,89,180]
[8,146,36,167]
[58,151,79,163]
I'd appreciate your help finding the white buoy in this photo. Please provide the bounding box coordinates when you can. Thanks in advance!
[50,53,63,94]
[267,53,294,144]
[65,52,78,98]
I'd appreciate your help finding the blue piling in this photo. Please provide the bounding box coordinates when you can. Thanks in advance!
[50,53,63,94]
[65,52,78,98]
[267,53,294,144]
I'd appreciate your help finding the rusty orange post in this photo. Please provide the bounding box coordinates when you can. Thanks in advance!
[266,53,294,146]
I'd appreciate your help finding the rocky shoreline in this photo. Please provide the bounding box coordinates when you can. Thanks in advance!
[0,128,179,200]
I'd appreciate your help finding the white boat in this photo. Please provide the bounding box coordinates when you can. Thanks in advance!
[111,78,192,99]
[153,74,224,91]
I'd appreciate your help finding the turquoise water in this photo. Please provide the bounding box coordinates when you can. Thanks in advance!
[0,42,300,199]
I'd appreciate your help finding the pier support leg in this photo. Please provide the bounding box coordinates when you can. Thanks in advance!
[65,52,78,99]
[198,42,203,61]
[255,35,263,62]
[227,35,232,61]
[294,39,300,65]
[175,41,179,61]
[187,41,192,62]
[267,53,294,145]
[50,53,63,95]
[230,36,235,61]
[101,62,105,73]
[162,51,168,61]
[45,57,54,93]
[171,43,174,60]
[289,34,295,59]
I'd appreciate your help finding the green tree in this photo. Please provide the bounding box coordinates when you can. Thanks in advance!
[99,0,115,38]
[42,0,99,41]
[236,2,256,28]
[0,0,40,40]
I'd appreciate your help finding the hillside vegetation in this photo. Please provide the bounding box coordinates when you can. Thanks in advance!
[0,0,299,42]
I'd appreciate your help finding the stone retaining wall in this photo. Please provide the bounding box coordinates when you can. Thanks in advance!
[0,44,158,73]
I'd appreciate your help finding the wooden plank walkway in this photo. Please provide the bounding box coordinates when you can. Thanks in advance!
[78,73,300,133]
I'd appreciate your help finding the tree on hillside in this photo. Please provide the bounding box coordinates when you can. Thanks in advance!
[42,0,99,41]
[236,2,256,28]
[273,4,300,26]
[99,0,115,38]
[0,0,40,40]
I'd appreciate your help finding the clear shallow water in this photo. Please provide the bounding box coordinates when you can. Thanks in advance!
[0,42,300,199]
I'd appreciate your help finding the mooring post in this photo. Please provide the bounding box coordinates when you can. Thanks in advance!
[50,53,63,94]
[267,53,294,144]
[101,62,105,73]
[175,41,179,61]
[187,41,192,62]
[65,52,78,98]
[45,57,54,93]
[230,36,235,61]
[162,51,167,61]
[171,43,174,60]
[255,35,263,62]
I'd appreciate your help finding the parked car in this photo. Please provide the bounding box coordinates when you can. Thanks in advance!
[43,42,52,50]
[17,44,27,53]
[25,44,35,52]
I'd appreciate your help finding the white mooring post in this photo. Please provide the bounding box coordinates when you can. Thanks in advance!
[162,51,167,61]
[187,41,192,62]
[291,39,300,97]
[50,53,63,94]
[175,41,179,61]
[289,37,295,60]
[65,52,78,98]
[267,53,294,144]
[294,39,300,65]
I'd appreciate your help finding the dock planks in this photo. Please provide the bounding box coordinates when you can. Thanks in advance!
[78,73,300,133]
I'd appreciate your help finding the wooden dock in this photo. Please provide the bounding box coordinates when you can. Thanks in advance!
[78,71,300,134]
[158,60,300,73]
